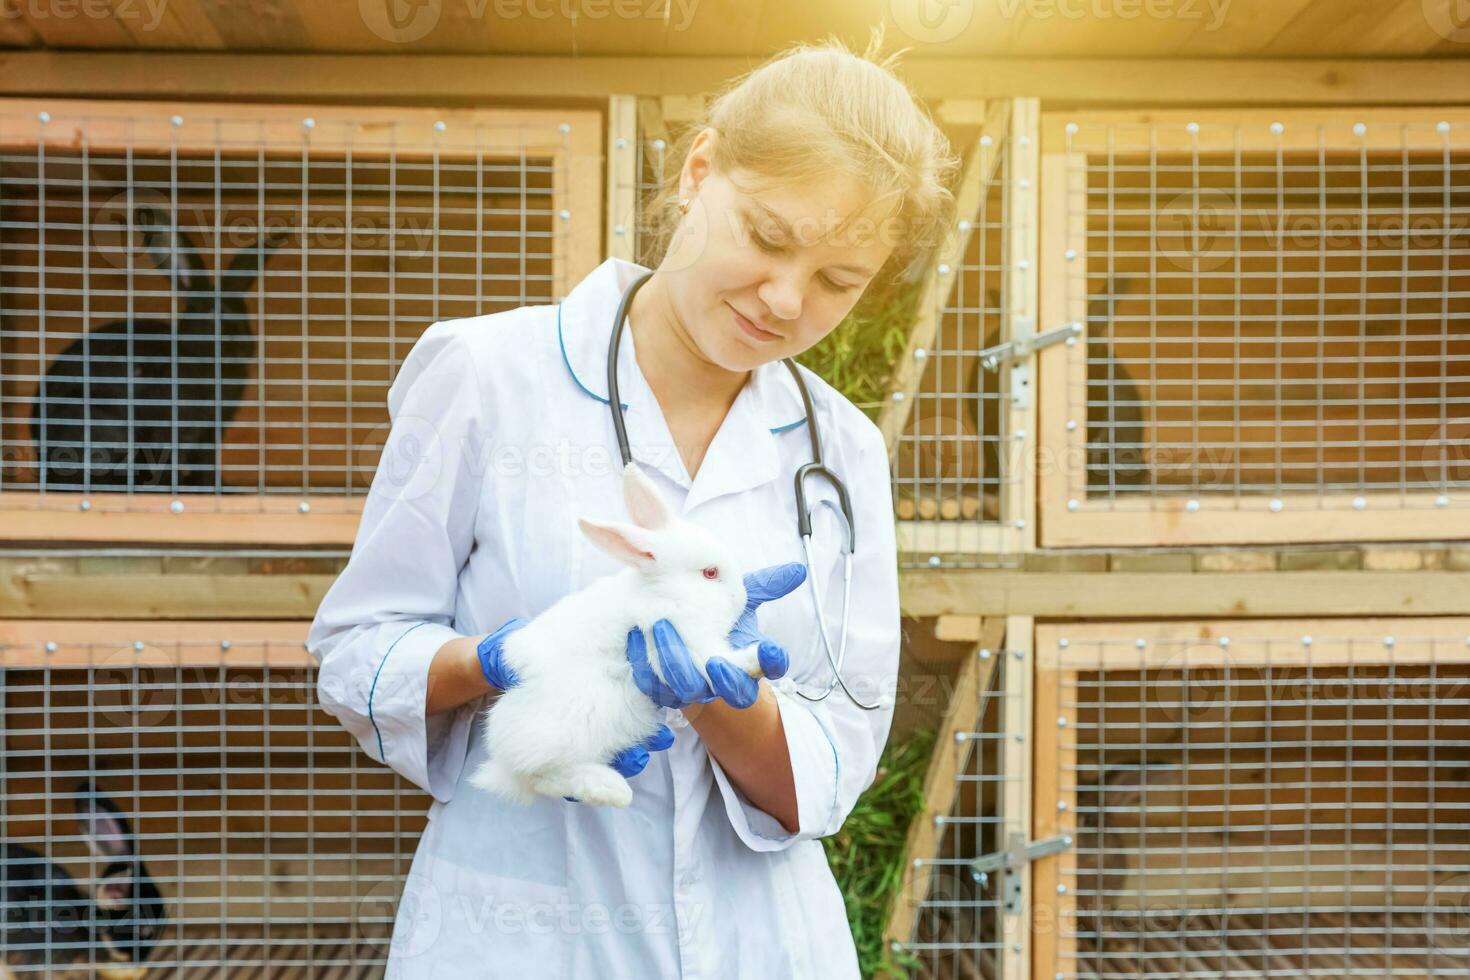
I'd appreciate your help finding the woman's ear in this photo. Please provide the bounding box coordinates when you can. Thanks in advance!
[622,461,671,531]
[578,517,658,569]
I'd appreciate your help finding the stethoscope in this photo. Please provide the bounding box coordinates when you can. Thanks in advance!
[605,269,881,710]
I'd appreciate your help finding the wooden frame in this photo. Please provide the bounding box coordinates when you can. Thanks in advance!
[0,97,603,545]
[0,619,310,667]
[1030,615,1470,979]
[1037,107,1470,547]
[605,94,638,263]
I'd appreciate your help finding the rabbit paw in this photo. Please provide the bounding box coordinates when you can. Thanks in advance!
[531,765,633,808]
[721,642,765,679]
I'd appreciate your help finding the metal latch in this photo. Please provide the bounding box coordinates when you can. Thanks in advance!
[977,321,1082,372]
[969,833,1073,914]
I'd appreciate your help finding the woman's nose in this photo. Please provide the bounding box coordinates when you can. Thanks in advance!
[756,268,803,324]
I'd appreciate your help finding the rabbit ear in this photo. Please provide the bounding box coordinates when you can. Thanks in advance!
[74,782,135,859]
[622,460,671,531]
[578,516,659,569]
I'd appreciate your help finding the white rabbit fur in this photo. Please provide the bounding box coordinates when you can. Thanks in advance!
[468,460,764,808]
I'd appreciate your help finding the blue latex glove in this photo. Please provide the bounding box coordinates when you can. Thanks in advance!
[626,562,807,710]
[477,617,674,784]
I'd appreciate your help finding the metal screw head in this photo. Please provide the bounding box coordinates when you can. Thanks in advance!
[1017,258,1030,270]
[302,117,316,130]
[1186,122,1199,134]
[1014,519,1026,530]
[133,640,144,652]
[1064,248,1077,261]
[1018,179,1031,190]
[914,347,927,360]
[1185,499,1200,512]
[1384,636,1395,648]
[1352,496,1366,510]
[934,814,946,827]
[927,555,941,567]
[1058,638,1070,648]
[37,111,50,124]
[1435,494,1450,507]
[937,263,951,276]
[1353,122,1367,136]
[1018,135,1030,147]
[1012,647,1025,659]
[558,122,570,134]
[1065,419,1078,431]
[892,391,905,402]
[1067,499,1079,511]
[1268,498,1284,513]
[170,500,184,514]
[170,114,184,127]
[1057,716,1068,728]
[652,138,666,151]
[614,223,626,236]
[615,136,627,149]
[45,641,57,653]
[1057,800,1068,811]
[958,219,971,231]
[1135,638,1146,649]
[1057,884,1068,894]
[1065,122,1079,135]
[558,208,571,220]
[1219,636,1231,647]
[1437,121,1451,134]
[980,134,993,146]
[79,499,91,511]
[1269,122,1284,135]
[433,120,446,133]
[220,640,232,650]
[979,648,991,660]
[955,731,968,743]
[298,501,311,514]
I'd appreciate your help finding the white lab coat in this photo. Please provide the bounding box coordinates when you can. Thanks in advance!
[307,256,901,979]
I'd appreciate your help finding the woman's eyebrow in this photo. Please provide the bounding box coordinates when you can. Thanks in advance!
[744,201,877,277]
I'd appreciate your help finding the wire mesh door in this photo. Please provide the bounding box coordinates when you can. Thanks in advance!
[891,98,1039,570]
[1,622,430,978]
[1039,109,1470,546]
[0,99,601,542]
[1034,617,1470,979]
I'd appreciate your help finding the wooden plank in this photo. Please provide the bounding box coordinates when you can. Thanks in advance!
[0,619,310,667]
[1001,98,1039,552]
[1043,106,1470,152]
[0,573,335,619]
[1031,660,1077,980]
[1000,614,1033,980]
[1036,616,1470,671]
[605,95,638,263]
[895,569,1470,618]
[883,618,1007,953]
[878,101,1007,451]
[0,96,596,157]
[557,107,604,299]
[0,493,364,545]
[6,53,1470,106]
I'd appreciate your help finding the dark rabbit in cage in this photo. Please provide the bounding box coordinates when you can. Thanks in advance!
[1,781,165,979]
[28,205,290,492]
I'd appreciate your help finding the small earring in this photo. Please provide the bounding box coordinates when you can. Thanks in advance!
[676,197,690,215]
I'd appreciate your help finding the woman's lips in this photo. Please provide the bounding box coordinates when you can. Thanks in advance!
[729,303,783,342]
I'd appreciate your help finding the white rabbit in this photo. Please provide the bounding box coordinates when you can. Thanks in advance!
[468,459,765,807]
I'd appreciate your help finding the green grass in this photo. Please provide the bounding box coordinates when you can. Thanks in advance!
[795,276,925,423]
[821,725,937,978]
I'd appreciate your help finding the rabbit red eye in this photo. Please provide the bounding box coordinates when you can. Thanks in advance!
[702,566,719,580]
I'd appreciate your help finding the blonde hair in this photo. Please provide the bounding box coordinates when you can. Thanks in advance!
[639,25,961,303]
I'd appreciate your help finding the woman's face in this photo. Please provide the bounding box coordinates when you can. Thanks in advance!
[661,127,899,373]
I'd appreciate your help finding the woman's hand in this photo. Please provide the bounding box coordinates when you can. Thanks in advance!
[478,617,675,780]
[626,562,807,710]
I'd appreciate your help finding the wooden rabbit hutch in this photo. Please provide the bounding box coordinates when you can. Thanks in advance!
[1,4,1470,979]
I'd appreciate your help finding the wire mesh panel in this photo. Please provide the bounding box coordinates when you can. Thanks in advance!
[893,99,1038,569]
[1034,617,1470,980]
[1039,109,1470,546]
[0,622,429,977]
[889,617,1033,980]
[0,99,601,542]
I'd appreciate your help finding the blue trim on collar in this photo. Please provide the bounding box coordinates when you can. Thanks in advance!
[557,300,808,434]
[558,301,630,411]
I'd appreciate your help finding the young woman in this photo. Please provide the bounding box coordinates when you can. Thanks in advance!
[308,31,958,979]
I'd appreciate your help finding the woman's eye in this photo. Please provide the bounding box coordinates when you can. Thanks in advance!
[753,231,782,253]
[820,274,858,294]
[702,566,719,580]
